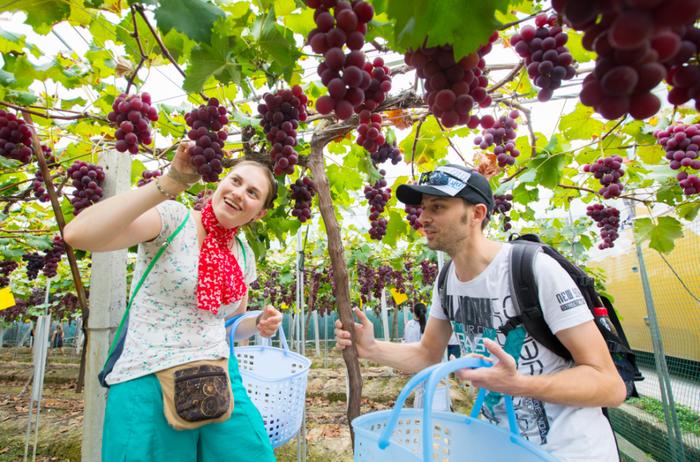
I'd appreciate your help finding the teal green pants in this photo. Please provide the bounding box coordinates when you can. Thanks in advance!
[102,356,275,462]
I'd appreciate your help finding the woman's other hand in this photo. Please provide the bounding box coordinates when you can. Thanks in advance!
[256,305,283,337]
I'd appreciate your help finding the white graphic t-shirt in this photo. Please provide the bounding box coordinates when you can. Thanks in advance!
[430,243,618,462]
[107,201,256,385]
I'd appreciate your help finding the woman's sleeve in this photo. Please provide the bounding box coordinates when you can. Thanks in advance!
[143,201,188,249]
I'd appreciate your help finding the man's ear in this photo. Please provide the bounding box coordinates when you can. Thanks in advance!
[473,203,489,224]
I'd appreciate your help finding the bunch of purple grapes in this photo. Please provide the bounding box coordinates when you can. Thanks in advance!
[137,169,162,187]
[404,33,498,128]
[494,194,513,231]
[355,57,392,113]
[32,170,50,202]
[356,110,384,154]
[22,252,44,280]
[420,260,438,286]
[42,236,65,278]
[0,260,18,288]
[364,170,391,240]
[586,204,620,249]
[654,124,700,195]
[511,14,576,102]
[392,269,405,293]
[357,262,376,303]
[0,299,26,322]
[553,0,700,120]
[184,98,228,182]
[290,176,316,222]
[108,92,158,154]
[193,189,214,211]
[473,111,520,167]
[0,110,33,164]
[404,204,422,230]
[257,86,308,176]
[583,156,625,198]
[307,0,377,120]
[67,161,105,214]
[372,140,402,165]
[372,264,393,299]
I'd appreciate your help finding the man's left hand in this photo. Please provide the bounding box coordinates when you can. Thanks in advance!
[256,305,283,337]
[454,338,522,395]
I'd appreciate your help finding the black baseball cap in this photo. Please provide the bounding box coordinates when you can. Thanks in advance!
[396,164,494,215]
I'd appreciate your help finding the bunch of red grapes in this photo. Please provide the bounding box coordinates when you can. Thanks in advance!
[306,0,379,120]
[357,262,376,304]
[108,92,158,154]
[0,110,33,164]
[67,161,105,214]
[364,170,391,240]
[372,140,402,165]
[552,0,700,119]
[193,189,214,211]
[290,176,316,223]
[654,124,700,195]
[404,204,422,230]
[184,98,228,182]
[22,252,44,280]
[32,170,50,202]
[420,260,438,286]
[137,169,162,187]
[583,155,625,198]
[42,236,65,278]
[511,14,576,101]
[586,204,620,249]
[404,32,499,128]
[493,194,513,231]
[0,260,18,288]
[473,111,520,167]
[356,110,384,154]
[257,86,308,176]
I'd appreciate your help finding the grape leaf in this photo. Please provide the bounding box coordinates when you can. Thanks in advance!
[634,216,683,253]
[4,1,70,34]
[677,202,700,221]
[559,103,604,141]
[155,0,225,44]
[529,152,570,189]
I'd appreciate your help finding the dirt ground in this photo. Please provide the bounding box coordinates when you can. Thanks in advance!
[0,348,473,462]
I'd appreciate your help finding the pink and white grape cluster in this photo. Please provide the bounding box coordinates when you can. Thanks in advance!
[404,33,498,128]
[583,156,625,198]
[404,204,422,230]
[364,170,391,240]
[0,260,18,288]
[356,110,384,154]
[185,98,228,182]
[42,236,65,278]
[290,177,316,223]
[473,111,520,167]
[258,86,308,176]
[511,14,576,102]
[307,1,380,120]
[137,169,162,187]
[372,140,402,166]
[0,110,33,164]
[654,124,700,195]
[493,194,513,231]
[553,0,700,120]
[67,161,105,215]
[108,93,158,154]
[586,204,620,249]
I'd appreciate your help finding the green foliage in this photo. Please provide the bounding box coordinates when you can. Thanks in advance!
[628,396,700,436]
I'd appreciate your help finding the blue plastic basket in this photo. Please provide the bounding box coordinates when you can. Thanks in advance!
[352,357,558,461]
[226,311,311,448]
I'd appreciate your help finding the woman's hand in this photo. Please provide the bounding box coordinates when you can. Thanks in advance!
[256,305,283,337]
[170,141,198,177]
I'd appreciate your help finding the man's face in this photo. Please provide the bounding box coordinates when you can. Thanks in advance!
[418,195,472,253]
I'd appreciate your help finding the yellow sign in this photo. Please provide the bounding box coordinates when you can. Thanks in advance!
[280,302,288,310]
[0,287,16,311]
[390,287,408,305]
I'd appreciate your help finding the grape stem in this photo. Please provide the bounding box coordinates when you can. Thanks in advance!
[126,5,148,95]
[435,117,472,167]
[499,7,553,30]
[411,117,426,181]
[0,101,104,122]
[488,61,525,94]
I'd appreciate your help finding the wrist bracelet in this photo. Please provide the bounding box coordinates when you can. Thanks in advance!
[166,166,201,187]
[154,177,178,200]
[255,313,263,326]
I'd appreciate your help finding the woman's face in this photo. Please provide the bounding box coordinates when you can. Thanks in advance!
[211,164,270,228]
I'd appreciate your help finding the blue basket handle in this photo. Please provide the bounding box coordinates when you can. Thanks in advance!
[377,356,491,450]
[225,310,290,354]
[421,357,520,461]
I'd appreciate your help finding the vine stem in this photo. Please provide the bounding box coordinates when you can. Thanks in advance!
[126,5,147,94]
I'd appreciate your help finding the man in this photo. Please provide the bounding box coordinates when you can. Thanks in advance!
[335,164,625,461]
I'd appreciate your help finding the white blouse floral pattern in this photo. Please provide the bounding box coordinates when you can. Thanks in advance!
[106,201,256,385]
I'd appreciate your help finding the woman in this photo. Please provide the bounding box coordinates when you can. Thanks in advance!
[64,143,282,461]
[404,302,426,343]
[51,323,64,355]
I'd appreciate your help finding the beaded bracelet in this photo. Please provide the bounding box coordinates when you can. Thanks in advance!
[154,177,178,200]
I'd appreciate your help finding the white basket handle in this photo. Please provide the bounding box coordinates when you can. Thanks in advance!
[225,310,290,354]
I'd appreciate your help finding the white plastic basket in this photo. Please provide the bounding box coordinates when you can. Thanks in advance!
[352,357,558,462]
[226,311,311,448]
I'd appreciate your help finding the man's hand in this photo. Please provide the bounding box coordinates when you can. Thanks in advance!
[256,305,283,338]
[334,308,376,358]
[454,339,523,395]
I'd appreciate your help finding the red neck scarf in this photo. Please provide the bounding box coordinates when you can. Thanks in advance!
[197,200,247,314]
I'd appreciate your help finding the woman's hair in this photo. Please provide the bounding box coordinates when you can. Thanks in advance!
[412,302,427,333]
[228,159,278,209]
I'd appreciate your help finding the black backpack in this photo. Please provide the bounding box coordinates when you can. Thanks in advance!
[437,233,643,399]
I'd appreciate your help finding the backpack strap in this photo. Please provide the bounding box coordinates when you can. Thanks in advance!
[505,242,571,360]
[437,259,452,316]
